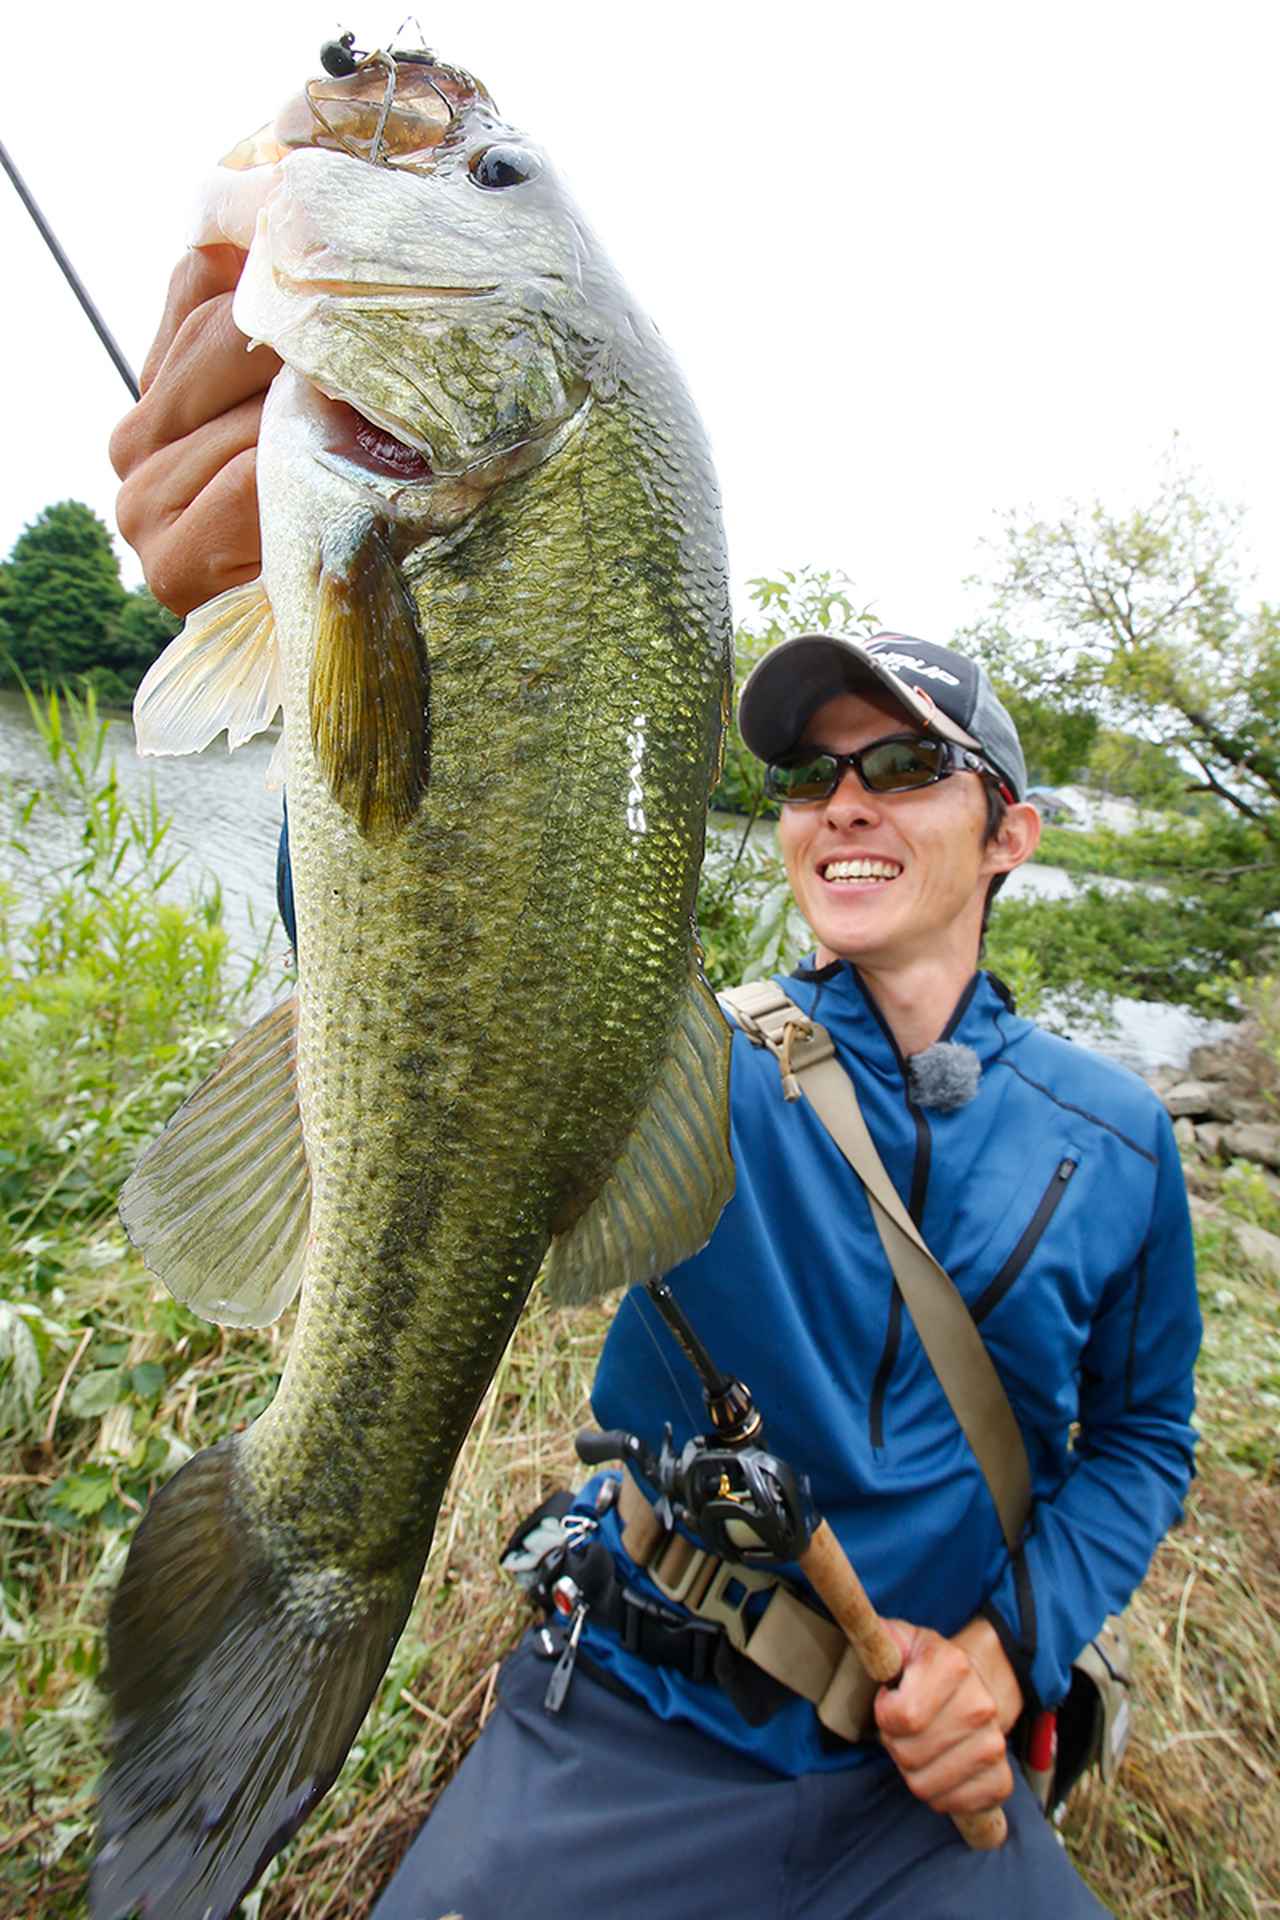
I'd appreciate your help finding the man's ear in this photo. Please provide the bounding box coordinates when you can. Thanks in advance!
[985,800,1041,878]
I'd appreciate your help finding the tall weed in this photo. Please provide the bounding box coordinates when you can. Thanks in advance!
[0,689,258,1255]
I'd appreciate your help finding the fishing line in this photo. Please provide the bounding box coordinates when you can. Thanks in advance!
[620,1284,703,1434]
[0,139,138,400]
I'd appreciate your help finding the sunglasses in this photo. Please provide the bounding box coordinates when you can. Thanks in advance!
[765,732,1012,805]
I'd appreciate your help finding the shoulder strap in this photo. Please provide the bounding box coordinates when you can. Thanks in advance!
[721,980,1031,1552]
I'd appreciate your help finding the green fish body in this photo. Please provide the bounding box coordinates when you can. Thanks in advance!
[99,51,733,1920]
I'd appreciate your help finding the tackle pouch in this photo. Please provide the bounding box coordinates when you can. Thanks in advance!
[1052,1614,1133,1809]
[499,1488,577,1598]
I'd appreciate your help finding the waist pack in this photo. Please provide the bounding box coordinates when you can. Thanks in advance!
[718,980,1132,1814]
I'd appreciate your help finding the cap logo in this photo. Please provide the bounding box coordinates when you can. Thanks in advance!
[871,647,961,689]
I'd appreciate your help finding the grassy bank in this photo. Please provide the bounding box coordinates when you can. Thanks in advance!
[2,703,1276,1917]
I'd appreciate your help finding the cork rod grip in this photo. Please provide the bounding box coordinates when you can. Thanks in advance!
[799,1520,1008,1852]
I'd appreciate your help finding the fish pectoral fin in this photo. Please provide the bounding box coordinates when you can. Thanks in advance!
[119,997,310,1328]
[133,577,281,757]
[541,973,735,1304]
[309,506,429,841]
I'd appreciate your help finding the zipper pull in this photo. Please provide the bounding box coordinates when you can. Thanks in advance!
[543,1602,586,1714]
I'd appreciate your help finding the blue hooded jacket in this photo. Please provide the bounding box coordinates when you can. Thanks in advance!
[578,962,1200,1777]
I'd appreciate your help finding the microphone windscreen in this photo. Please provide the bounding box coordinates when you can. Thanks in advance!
[907,1041,981,1111]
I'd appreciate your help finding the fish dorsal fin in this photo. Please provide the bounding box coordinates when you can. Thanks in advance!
[541,973,735,1304]
[119,997,310,1327]
[133,579,281,757]
[309,507,429,841]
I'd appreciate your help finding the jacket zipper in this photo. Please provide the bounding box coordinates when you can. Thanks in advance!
[971,1158,1078,1324]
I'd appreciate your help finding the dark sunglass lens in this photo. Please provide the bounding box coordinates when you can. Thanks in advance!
[860,738,946,791]
[767,754,839,802]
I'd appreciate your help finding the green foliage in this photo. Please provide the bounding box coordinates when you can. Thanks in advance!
[0,504,177,704]
[994,683,1097,788]
[697,824,809,993]
[1085,726,1210,811]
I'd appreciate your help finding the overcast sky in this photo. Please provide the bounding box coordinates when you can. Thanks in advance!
[3,1,1277,641]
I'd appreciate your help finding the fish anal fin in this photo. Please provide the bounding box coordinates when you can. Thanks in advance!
[542,973,734,1304]
[309,507,429,841]
[133,578,280,758]
[119,997,310,1328]
[92,1436,419,1920]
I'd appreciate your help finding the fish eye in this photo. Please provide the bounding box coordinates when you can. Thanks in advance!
[469,144,542,189]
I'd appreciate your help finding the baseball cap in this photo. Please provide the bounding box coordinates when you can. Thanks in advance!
[737,631,1027,801]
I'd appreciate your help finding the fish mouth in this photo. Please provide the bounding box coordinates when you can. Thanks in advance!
[328,403,436,482]
[309,383,591,526]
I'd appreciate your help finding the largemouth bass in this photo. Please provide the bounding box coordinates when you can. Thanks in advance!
[95,45,733,1920]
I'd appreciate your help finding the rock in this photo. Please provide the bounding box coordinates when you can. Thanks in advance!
[1221,1123,1280,1171]
[1231,1219,1280,1281]
[1173,1116,1197,1149]
[1163,1080,1232,1120]
[1194,1123,1225,1161]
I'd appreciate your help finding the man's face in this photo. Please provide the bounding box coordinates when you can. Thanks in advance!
[775,689,1030,974]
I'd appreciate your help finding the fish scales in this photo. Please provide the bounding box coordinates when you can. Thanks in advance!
[97,46,734,1920]
[256,344,728,1560]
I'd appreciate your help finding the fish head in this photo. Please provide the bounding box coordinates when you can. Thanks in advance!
[232,50,620,531]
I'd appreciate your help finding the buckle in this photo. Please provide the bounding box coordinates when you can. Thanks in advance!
[620,1584,720,1684]
[693,1559,779,1652]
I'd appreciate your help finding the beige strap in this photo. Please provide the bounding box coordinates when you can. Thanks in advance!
[720,981,1031,1552]
[617,1471,877,1740]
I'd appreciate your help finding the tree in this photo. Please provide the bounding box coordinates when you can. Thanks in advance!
[0,503,177,702]
[970,459,1279,1013]
[1,502,126,686]
[970,458,1280,834]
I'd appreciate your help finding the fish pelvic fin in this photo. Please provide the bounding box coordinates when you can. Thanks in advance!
[309,506,429,841]
[541,971,735,1304]
[133,578,281,758]
[92,1436,419,1920]
[119,997,310,1327]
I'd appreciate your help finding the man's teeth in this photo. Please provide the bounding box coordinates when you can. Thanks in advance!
[822,858,902,885]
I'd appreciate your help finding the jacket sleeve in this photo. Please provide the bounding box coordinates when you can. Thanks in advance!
[980,1115,1202,1710]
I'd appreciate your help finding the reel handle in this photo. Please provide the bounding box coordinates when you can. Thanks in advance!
[574,1427,640,1469]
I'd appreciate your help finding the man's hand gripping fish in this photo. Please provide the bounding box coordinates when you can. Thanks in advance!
[95,45,733,1920]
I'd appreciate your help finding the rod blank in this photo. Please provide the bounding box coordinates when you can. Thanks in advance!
[0,138,139,401]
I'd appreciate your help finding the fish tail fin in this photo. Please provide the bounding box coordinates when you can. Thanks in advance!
[92,1437,418,1920]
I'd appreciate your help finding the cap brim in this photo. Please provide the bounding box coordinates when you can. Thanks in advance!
[737,633,982,763]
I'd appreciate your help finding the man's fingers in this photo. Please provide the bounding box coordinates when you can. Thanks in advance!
[873,1626,966,1740]
[139,246,247,393]
[113,295,280,479]
[117,394,268,543]
[139,449,263,618]
[897,1739,1015,1817]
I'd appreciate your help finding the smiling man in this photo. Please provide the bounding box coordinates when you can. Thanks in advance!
[370,631,1201,1919]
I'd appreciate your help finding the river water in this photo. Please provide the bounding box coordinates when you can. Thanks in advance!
[0,691,1226,1075]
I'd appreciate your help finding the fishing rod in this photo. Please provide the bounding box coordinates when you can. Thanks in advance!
[0,137,139,401]
[577,1277,1008,1853]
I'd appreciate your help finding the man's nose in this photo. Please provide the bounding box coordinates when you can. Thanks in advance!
[824,765,883,825]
